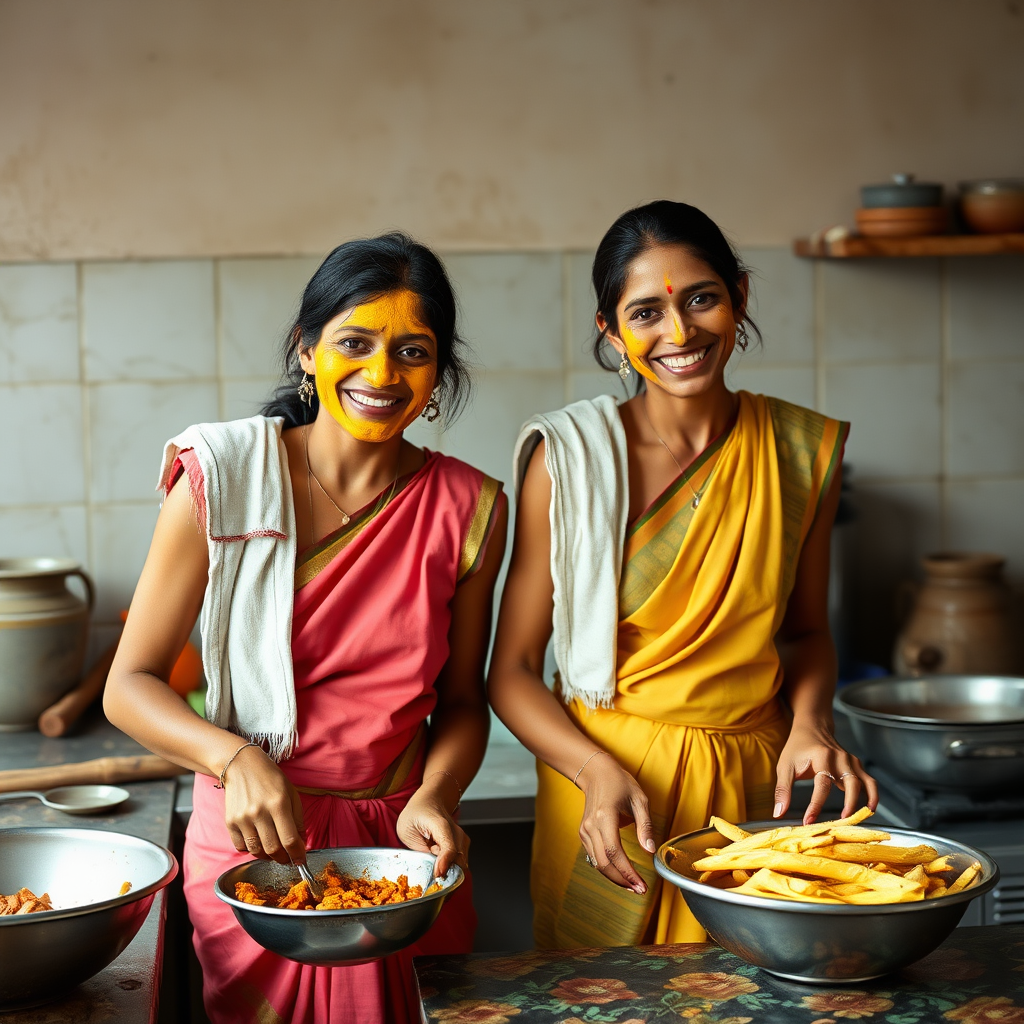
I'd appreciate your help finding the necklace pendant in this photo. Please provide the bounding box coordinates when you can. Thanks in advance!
[340,513,350,525]
[691,495,701,510]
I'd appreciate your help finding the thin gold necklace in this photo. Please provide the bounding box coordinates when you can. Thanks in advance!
[303,425,399,542]
[640,396,707,511]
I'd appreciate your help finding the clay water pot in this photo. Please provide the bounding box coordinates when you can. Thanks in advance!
[894,553,1020,677]
[0,558,94,731]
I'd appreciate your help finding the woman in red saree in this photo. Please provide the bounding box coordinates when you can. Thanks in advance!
[105,233,507,1024]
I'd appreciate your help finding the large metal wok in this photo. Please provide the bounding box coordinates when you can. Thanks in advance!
[835,675,1024,792]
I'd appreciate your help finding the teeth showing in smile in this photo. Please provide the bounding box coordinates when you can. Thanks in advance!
[347,391,400,409]
[660,346,710,369]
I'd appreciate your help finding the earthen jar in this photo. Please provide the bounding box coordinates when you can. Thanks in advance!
[0,558,94,731]
[894,552,1020,676]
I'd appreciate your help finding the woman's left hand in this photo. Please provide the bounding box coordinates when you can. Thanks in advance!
[396,784,470,879]
[774,721,878,825]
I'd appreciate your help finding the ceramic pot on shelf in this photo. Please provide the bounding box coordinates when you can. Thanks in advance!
[0,558,94,731]
[893,552,1020,677]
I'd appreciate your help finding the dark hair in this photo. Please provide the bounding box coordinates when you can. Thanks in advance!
[590,200,760,376]
[262,232,471,428]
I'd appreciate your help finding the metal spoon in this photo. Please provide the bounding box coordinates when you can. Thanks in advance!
[0,784,130,815]
[289,856,323,901]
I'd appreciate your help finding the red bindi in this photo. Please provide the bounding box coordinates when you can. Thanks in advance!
[664,275,673,294]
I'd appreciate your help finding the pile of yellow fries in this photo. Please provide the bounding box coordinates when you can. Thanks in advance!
[685,807,982,905]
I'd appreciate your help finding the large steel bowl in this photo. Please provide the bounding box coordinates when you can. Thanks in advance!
[0,827,179,1011]
[655,821,998,984]
[215,846,464,967]
[836,675,1024,791]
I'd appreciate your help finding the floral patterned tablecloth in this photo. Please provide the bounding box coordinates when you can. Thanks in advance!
[415,925,1024,1024]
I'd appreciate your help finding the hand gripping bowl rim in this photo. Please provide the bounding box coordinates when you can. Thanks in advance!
[654,821,1000,916]
[0,826,179,925]
[213,846,464,917]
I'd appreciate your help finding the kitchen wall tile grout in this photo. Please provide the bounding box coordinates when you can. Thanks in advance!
[813,259,825,411]
[938,257,951,548]
[214,258,226,421]
[76,259,96,580]
[561,252,572,404]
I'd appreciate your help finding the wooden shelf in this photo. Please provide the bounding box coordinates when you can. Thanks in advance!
[794,233,1024,259]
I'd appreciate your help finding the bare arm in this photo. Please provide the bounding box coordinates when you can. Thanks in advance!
[103,476,306,865]
[487,443,654,894]
[773,471,878,824]
[397,500,508,876]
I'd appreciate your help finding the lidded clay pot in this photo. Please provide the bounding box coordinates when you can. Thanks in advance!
[894,552,1020,676]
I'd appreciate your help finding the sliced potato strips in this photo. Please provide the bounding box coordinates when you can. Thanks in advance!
[677,808,984,906]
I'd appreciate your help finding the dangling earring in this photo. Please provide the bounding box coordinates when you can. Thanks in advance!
[736,323,749,352]
[421,391,441,422]
[297,372,316,406]
[618,354,632,381]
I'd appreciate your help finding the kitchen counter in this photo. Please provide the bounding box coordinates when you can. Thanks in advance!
[0,710,178,1023]
[416,923,1024,1023]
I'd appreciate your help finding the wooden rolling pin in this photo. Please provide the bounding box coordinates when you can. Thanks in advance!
[37,637,121,738]
[0,754,186,794]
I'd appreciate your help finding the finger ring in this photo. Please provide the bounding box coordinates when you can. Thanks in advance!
[839,772,857,781]
[584,854,594,867]
[815,770,836,782]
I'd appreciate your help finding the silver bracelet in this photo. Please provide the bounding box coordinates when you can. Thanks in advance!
[426,769,463,812]
[572,750,609,788]
[214,741,261,789]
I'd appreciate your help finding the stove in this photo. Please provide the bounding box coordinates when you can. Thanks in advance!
[831,710,1024,927]
[864,765,1024,927]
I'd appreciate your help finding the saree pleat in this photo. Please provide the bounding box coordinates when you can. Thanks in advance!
[532,392,847,947]
[181,448,505,1024]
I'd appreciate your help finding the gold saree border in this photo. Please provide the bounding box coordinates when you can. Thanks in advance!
[457,475,502,583]
[628,426,729,538]
[293,474,417,591]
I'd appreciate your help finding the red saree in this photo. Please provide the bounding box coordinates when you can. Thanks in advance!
[179,446,504,1024]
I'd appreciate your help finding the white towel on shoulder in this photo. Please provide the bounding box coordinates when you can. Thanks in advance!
[157,415,298,760]
[513,395,629,709]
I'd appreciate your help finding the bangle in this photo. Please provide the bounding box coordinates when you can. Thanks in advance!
[214,741,261,789]
[426,769,463,812]
[573,750,609,788]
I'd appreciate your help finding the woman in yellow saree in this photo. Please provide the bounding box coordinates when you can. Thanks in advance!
[488,201,877,947]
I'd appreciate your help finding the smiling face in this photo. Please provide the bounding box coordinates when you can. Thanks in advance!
[600,244,746,398]
[299,290,437,442]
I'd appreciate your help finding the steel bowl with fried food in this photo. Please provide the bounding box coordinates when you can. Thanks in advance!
[215,846,463,967]
[0,827,178,1011]
[655,810,998,984]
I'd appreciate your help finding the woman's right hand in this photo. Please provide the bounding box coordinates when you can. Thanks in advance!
[221,745,307,866]
[576,752,656,895]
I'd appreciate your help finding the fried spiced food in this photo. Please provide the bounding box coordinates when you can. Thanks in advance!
[234,861,426,911]
[683,808,983,906]
[0,887,53,915]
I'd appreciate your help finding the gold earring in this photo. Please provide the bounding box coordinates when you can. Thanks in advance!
[297,373,315,406]
[421,392,441,422]
[618,354,632,381]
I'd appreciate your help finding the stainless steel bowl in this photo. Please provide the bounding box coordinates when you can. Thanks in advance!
[0,827,179,1011]
[215,847,464,967]
[655,822,998,984]
[836,675,1024,791]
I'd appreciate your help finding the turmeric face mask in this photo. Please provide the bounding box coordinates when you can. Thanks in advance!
[310,290,437,443]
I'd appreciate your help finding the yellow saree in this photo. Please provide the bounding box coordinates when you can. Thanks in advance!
[531,392,848,947]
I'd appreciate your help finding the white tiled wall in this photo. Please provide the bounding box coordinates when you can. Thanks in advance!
[1,250,1022,676]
